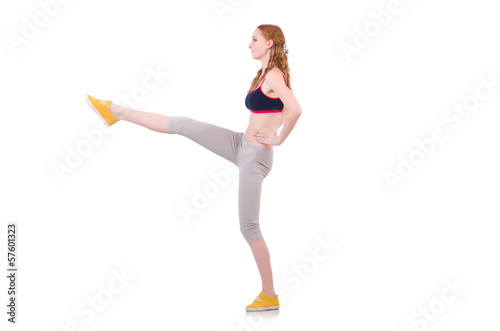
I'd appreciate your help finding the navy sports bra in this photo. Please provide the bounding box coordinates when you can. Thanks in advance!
[245,73,286,113]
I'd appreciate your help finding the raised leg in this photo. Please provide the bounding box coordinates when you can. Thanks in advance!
[110,104,241,165]
[110,104,171,133]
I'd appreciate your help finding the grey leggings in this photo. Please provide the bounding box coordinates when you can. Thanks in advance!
[168,116,274,243]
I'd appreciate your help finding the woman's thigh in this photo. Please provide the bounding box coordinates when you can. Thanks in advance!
[237,138,274,241]
[168,116,242,165]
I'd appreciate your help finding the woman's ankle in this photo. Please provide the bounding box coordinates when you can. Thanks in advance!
[109,104,130,120]
[262,290,276,297]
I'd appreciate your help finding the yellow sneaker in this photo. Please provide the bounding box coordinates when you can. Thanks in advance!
[245,292,279,312]
[86,95,118,127]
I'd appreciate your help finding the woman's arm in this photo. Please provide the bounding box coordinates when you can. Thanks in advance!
[265,69,302,145]
[277,108,301,146]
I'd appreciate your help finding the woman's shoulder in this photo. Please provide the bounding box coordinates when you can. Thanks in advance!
[265,67,285,80]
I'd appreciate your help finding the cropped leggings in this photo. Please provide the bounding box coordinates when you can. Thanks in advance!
[168,116,274,243]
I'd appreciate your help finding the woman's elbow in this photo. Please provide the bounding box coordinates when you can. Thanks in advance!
[285,105,302,117]
[292,107,302,117]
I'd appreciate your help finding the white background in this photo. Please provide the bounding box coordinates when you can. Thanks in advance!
[1,0,499,330]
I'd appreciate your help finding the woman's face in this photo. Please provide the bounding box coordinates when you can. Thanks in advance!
[249,29,272,59]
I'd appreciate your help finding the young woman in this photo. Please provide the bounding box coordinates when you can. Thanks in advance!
[86,24,302,311]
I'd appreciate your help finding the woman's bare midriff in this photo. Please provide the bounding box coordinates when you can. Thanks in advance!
[244,111,284,151]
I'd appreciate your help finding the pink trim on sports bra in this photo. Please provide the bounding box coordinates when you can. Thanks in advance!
[251,72,287,97]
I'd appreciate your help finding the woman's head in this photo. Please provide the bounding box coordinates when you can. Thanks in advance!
[247,24,291,93]
[249,25,286,59]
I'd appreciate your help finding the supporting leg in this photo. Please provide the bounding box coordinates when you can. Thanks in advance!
[249,237,276,297]
[238,148,275,298]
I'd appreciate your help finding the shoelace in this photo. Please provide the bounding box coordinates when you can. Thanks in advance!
[254,296,263,302]
[100,100,110,108]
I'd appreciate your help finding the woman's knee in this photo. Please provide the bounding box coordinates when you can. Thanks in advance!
[240,220,262,243]
[168,116,193,135]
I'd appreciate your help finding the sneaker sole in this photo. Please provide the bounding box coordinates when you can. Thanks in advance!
[86,95,111,127]
[246,306,279,312]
